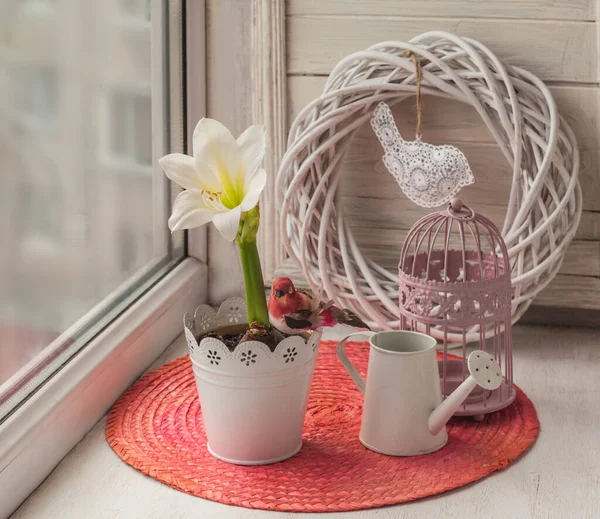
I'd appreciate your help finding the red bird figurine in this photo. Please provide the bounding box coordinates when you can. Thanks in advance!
[268,277,370,334]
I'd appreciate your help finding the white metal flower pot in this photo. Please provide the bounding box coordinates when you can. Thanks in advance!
[184,298,320,465]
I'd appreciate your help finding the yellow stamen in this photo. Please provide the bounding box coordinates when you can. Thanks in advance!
[200,188,221,199]
[199,189,225,211]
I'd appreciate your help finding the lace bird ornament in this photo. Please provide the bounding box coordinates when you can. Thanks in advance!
[371,102,474,208]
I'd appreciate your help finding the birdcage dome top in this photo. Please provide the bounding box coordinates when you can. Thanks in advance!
[399,198,511,289]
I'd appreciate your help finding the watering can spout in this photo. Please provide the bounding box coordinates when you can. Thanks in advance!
[428,351,503,435]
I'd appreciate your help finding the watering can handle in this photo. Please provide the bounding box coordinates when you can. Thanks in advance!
[336,331,376,395]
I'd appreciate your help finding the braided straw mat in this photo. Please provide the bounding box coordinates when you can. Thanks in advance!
[106,341,539,512]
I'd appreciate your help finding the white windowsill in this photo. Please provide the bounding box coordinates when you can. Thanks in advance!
[9,324,600,518]
[0,258,207,518]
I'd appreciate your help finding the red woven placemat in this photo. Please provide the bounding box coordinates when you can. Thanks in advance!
[106,341,539,512]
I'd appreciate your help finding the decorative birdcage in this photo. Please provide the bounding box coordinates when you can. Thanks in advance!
[399,198,515,417]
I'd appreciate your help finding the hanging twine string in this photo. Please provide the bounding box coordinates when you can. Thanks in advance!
[402,50,423,139]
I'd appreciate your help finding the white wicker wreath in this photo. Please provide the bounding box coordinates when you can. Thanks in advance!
[276,32,582,330]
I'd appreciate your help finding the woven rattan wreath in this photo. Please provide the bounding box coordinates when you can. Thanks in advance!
[276,32,582,330]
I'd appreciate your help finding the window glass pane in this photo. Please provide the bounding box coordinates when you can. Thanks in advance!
[134,95,153,165]
[0,1,184,420]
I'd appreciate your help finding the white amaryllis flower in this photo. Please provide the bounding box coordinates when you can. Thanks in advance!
[159,118,267,241]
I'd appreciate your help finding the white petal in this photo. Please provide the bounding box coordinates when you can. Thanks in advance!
[159,152,222,193]
[237,125,266,179]
[193,161,224,193]
[240,168,267,211]
[168,190,215,232]
[212,206,242,242]
[244,167,267,192]
[159,154,199,191]
[193,118,241,192]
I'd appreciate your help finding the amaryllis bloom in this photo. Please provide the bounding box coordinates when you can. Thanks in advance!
[159,118,267,241]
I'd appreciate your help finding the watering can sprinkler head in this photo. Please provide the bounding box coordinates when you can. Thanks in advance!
[428,351,502,435]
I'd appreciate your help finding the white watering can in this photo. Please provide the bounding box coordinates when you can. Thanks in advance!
[337,330,502,456]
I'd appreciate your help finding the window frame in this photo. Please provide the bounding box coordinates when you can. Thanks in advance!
[0,1,207,516]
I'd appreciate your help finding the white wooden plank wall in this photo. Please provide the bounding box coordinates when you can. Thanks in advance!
[285,0,600,313]
[205,0,250,305]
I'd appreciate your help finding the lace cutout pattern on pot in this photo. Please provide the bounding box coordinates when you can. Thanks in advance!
[184,325,199,355]
[371,102,474,208]
[283,347,298,363]
[190,298,247,335]
[187,335,320,374]
[222,299,244,324]
[184,298,321,375]
[206,350,222,365]
[240,350,257,366]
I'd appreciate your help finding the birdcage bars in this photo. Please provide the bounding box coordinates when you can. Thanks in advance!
[398,198,515,417]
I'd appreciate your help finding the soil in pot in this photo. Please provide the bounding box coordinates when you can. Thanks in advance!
[202,323,288,352]
[202,331,245,351]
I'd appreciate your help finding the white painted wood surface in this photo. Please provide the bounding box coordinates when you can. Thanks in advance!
[204,0,251,305]
[11,325,600,519]
[287,0,597,21]
[252,0,287,281]
[532,276,600,309]
[287,16,597,82]
[185,0,208,265]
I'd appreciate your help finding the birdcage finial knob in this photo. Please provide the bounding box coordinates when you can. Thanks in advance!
[450,197,463,213]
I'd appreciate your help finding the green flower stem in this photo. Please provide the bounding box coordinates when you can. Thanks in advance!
[236,206,270,327]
